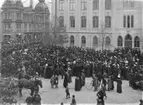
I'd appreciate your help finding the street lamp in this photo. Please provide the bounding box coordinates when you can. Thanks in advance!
[99,23,107,52]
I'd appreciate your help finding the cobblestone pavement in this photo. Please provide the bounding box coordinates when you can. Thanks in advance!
[15,77,142,104]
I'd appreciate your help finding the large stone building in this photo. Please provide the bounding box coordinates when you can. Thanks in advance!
[1,0,50,44]
[52,0,143,51]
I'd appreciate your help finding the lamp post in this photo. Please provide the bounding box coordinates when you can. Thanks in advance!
[99,23,108,52]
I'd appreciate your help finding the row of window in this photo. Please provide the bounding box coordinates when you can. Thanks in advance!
[123,15,134,28]
[123,0,134,9]
[59,0,112,11]
[59,16,111,28]
[70,35,140,48]
[70,36,111,47]
[3,23,44,32]
[4,13,45,23]
[118,35,139,47]
[59,0,134,11]
[59,15,134,28]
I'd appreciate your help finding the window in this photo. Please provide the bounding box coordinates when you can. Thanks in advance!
[17,13,21,20]
[93,36,98,46]
[105,16,111,28]
[70,36,74,46]
[70,16,75,28]
[5,13,7,19]
[105,0,111,10]
[127,15,130,28]
[29,24,31,31]
[118,36,123,47]
[81,36,86,47]
[4,23,11,31]
[16,23,21,31]
[81,0,87,11]
[24,23,27,31]
[134,36,140,47]
[59,0,64,11]
[59,16,64,27]
[93,16,99,28]
[123,0,134,10]
[5,13,11,19]
[131,15,134,28]
[93,0,99,10]
[70,0,76,11]
[105,36,111,45]
[123,15,126,28]
[81,16,86,28]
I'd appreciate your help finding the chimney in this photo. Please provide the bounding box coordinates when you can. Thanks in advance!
[30,0,33,8]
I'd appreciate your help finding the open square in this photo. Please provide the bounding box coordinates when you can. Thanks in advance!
[15,77,141,104]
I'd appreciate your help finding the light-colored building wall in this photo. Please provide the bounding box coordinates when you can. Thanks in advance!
[52,0,143,50]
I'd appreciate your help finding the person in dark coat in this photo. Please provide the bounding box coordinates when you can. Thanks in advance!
[139,99,143,105]
[33,92,41,105]
[81,72,85,87]
[71,95,76,105]
[25,94,34,105]
[97,87,107,105]
[111,75,114,90]
[117,75,122,93]
[63,71,68,88]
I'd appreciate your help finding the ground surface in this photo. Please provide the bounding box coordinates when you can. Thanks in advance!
[14,77,141,105]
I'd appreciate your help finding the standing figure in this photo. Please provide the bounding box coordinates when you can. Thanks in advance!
[81,72,85,87]
[71,95,76,105]
[111,75,114,90]
[117,76,122,93]
[65,86,70,99]
[139,99,143,105]
[54,74,59,88]
[33,92,41,105]
[50,75,55,88]
[108,76,112,91]
[93,74,98,91]
[97,87,107,105]
[63,71,68,88]
[68,67,72,83]
[25,94,34,105]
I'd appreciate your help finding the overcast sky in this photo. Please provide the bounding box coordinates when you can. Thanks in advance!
[0,0,51,12]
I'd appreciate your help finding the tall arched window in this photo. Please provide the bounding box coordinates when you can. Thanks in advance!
[105,36,111,45]
[59,16,64,27]
[93,0,99,10]
[127,15,130,28]
[117,36,123,47]
[131,15,134,28]
[134,36,140,48]
[93,36,98,48]
[125,34,132,48]
[70,36,74,46]
[93,16,99,28]
[81,16,86,27]
[105,16,111,28]
[81,36,86,47]
[105,0,111,10]
[70,16,75,27]
[123,15,126,28]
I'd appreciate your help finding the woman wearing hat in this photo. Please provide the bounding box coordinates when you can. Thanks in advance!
[116,74,122,93]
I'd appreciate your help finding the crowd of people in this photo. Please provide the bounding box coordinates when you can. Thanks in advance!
[1,42,143,86]
[1,41,143,104]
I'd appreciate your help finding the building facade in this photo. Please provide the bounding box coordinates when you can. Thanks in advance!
[52,0,143,51]
[1,0,50,44]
